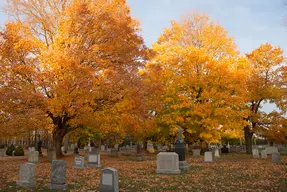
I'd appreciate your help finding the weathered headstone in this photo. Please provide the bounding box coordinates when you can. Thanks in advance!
[28,151,39,163]
[71,144,75,150]
[61,146,65,152]
[0,148,5,157]
[88,148,101,167]
[174,127,189,170]
[100,168,119,192]
[121,148,132,156]
[272,152,281,164]
[261,150,267,159]
[48,160,68,190]
[16,163,36,188]
[214,149,220,158]
[204,152,213,162]
[101,145,105,151]
[265,146,279,155]
[114,144,119,150]
[109,149,119,157]
[74,156,86,168]
[192,149,201,157]
[252,148,259,158]
[47,148,56,162]
[156,152,181,174]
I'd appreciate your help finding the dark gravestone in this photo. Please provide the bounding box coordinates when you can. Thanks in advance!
[174,127,189,170]
[100,168,119,192]
[221,145,229,154]
[37,136,42,156]
[48,160,68,190]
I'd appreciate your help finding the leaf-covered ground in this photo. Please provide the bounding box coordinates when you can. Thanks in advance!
[1,152,287,192]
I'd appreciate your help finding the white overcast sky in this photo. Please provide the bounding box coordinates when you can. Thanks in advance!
[0,0,286,113]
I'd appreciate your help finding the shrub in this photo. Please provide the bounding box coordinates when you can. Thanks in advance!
[0,144,7,149]
[14,145,24,156]
[6,144,16,156]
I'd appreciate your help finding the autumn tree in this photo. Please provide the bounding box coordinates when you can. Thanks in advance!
[145,12,249,145]
[244,43,285,153]
[0,0,147,157]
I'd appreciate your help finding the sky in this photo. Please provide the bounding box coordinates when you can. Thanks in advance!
[0,0,286,113]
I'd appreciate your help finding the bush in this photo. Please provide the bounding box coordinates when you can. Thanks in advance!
[0,144,7,149]
[14,145,24,156]
[6,144,16,156]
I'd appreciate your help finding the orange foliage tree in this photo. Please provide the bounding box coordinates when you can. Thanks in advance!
[244,43,285,153]
[0,0,148,157]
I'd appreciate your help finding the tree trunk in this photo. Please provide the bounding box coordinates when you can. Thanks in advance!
[53,129,67,158]
[244,125,253,154]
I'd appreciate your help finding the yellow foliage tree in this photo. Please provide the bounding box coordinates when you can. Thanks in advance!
[146,12,249,144]
[245,43,285,153]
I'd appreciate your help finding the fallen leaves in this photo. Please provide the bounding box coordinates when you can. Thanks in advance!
[1,153,287,192]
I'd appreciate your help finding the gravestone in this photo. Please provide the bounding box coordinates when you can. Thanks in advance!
[48,160,68,190]
[109,149,119,157]
[221,145,229,153]
[121,148,132,156]
[265,146,279,155]
[192,149,201,157]
[204,152,213,162]
[71,144,75,150]
[88,148,101,167]
[100,168,119,192]
[156,152,181,174]
[214,148,220,158]
[261,150,267,159]
[174,127,189,170]
[16,163,36,188]
[0,148,5,157]
[272,152,281,164]
[114,144,119,150]
[47,148,56,162]
[28,151,39,163]
[101,145,105,151]
[74,156,86,168]
[61,146,65,152]
[252,148,259,158]
[28,147,35,152]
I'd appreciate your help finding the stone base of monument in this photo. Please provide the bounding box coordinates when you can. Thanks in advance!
[74,165,87,169]
[48,183,68,190]
[87,163,101,168]
[156,169,181,174]
[16,180,36,188]
[179,161,190,170]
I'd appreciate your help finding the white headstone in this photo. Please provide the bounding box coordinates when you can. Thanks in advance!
[204,152,213,162]
[88,153,101,167]
[28,151,39,163]
[61,146,65,152]
[252,149,259,158]
[156,152,181,174]
[261,150,267,159]
[101,145,105,151]
[214,149,220,158]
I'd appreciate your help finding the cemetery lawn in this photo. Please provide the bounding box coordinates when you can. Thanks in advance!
[1,153,287,192]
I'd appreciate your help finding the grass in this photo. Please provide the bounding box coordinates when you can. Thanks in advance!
[1,152,287,192]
